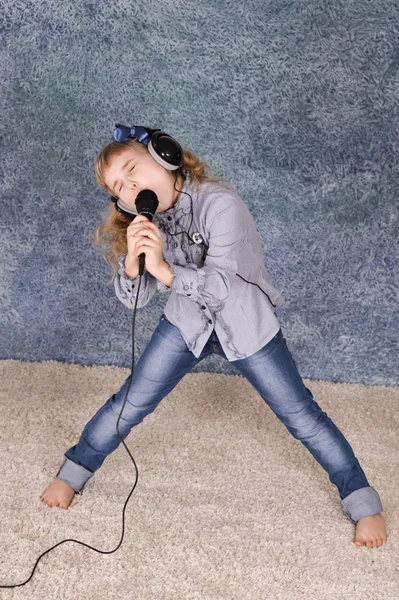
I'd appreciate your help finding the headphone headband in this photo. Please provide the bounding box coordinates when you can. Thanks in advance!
[112,123,183,170]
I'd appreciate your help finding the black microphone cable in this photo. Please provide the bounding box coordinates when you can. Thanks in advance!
[0,266,145,588]
[0,178,277,588]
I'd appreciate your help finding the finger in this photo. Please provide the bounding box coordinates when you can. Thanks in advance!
[127,221,150,233]
[142,221,158,229]
[136,238,158,249]
[135,228,159,241]
[136,242,161,257]
[131,224,158,237]
[127,217,148,230]
[127,226,155,239]
[142,223,161,237]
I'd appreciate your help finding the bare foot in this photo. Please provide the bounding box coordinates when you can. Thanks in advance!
[354,513,388,548]
[40,479,76,509]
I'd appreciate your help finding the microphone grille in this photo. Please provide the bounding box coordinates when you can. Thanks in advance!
[135,189,159,221]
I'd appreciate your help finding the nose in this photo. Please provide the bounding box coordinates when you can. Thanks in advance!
[125,174,136,187]
[124,178,137,194]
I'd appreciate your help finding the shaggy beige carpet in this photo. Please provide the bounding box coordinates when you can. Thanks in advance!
[0,359,397,600]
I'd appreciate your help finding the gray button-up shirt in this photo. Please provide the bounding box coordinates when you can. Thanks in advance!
[114,172,285,361]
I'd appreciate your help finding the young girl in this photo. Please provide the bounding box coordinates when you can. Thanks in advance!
[41,124,387,549]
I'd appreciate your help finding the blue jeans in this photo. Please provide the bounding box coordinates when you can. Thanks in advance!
[56,315,382,524]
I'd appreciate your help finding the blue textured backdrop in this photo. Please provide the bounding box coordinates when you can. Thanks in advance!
[1,0,398,385]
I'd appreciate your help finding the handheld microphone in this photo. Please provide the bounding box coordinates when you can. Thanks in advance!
[135,189,159,276]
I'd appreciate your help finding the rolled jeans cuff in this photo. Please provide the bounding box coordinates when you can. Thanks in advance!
[341,486,383,524]
[56,456,94,494]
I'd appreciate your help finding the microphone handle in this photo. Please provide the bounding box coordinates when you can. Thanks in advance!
[138,253,145,276]
[137,206,156,276]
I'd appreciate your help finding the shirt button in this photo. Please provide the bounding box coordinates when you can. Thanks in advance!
[208,320,212,324]
[167,216,172,221]
[201,305,206,309]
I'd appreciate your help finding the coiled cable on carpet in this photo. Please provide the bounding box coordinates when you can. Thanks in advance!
[0,275,143,588]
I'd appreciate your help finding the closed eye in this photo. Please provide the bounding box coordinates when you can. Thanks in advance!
[120,166,135,190]
[114,161,135,194]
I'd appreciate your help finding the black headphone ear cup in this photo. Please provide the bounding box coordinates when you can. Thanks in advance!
[110,196,136,220]
[148,131,183,170]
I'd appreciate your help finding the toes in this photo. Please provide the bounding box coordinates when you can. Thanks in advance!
[354,537,387,549]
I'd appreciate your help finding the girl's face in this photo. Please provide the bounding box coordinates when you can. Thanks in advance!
[103,144,181,214]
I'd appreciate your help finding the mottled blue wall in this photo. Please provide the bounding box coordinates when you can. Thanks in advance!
[1,0,398,385]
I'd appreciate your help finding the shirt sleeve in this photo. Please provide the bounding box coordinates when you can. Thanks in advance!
[114,254,160,309]
[168,203,245,309]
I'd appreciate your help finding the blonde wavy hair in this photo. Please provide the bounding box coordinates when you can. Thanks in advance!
[93,138,227,282]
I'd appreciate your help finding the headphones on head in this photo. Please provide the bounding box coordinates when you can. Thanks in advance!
[110,124,184,219]
[109,124,207,258]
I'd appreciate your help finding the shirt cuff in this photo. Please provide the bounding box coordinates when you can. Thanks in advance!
[117,255,140,295]
[117,254,136,280]
[169,263,206,300]
[156,279,171,293]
